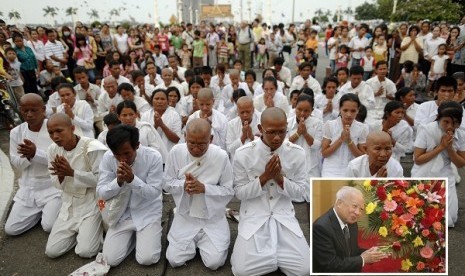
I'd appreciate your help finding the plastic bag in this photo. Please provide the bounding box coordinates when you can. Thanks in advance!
[69,253,110,276]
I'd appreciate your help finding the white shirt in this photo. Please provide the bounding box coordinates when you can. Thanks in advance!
[154,81,184,98]
[134,83,156,99]
[74,83,101,117]
[226,111,261,160]
[321,117,369,177]
[169,66,187,82]
[253,92,290,116]
[211,74,231,90]
[114,33,129,53]
[222,82,252,113]
[233,138,307,240]
[144,74,163,87]
[97,146,164,230]
[339,81,376,110]
[289,75,323,96]
[97,93,123,118]
[26,40,46,61]
[9,120,61,207]
[423,37,446,60]
[100,76,131,95]
[346,154,404,177]
[56,100,94,138]
[136,120,169,163]
[187,109,228,150]
[133,96,151,114]
[152,53,169,69]
[253,80,286,98]
[276,66,293,89]
[141,107,182,153]
[314,93,341,122]
[366,76,396,122]
[348,35,369,59]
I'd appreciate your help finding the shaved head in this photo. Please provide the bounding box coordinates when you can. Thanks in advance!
[366,131,392,147]
[103,76,117,85]
[237,96,253,107]
[20,93,44,106]
[47,113,73,128]
[186,118,212,136]
[197,88,214,101]
[229,69,240,77]
[260,107,287,125]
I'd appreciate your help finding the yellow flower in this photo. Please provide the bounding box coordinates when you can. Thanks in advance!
[378,226,388,237]
[413,236,424,247]
[365,202,377,215]
[363,180,372,191]
[387,193,392,201]
[401,259,413,271]
[406,188,415,195]
[399,225,410,237]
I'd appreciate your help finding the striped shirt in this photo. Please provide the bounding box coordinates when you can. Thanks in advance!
[44,40,67,69]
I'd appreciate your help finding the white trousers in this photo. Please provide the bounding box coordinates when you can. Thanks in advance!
[231,218,310,276]
[45,212,103,259]
[166,229,228,270]
[102,218,162,267]
[5,197,61,235]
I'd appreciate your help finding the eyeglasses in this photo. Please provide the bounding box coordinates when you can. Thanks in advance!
[186,141,209,149]
[262,128,287,137]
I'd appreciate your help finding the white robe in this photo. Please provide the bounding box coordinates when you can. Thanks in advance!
[226,111,261,161]
[56,100,95,138]
[164,144,234,266]
[345,154,404,177]
[253,92,290,116]
[321,117,370,177]
[97,93,123,118]
[187,109,228,150]
[287,115,323,181]
[221,82,252,114]
[253,80,286,98]
[135,120,168,163]
[365,76,396,122]
[339,81,376,116]
[133,96,151,114]
[289,75,323,96]
[154,81,184,97]
[141,107,182,153]
[231,138,309,275]
[369,119,414,160]
[314,93,342,122]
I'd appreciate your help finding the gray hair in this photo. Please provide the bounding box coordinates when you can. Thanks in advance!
[335,186,362,205]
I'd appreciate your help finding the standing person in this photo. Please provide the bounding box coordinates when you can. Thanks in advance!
[99,24,114,53]
[446,27,461,76]
[12,33,39,94]
[45,113,107,258]
[4,47,25,101]
[348,24,369,66]
[411,101,465,227]
[60,26,75,78]
[422,25,444,76]
[231,107,310,276]
[192,30,205,69]
[98,125,164,266]
[164,119,234,270]
[399,25,423,67]
[321,94,369,177]
[325,24,334,56]
[26,29,46,71]
[44,29,69,78]
[157,27,170,57]
[427,43,449,95]
[328,26,342,73]
[312,186,389,272]
[366,61,397,122]
[5,94,61,236]
[182,23,195,51]
[206,26,220,69]
[73,34,96,82]
[113,25,129,56]
[237,21,254,70]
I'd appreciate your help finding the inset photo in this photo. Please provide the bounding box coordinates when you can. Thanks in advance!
[310,178,447,275]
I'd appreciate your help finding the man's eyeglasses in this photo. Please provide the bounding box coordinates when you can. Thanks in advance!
[262,128,287,137]
[186,141,209,149]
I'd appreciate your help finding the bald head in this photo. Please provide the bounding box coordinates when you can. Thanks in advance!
[186,118,212,136]
[261,107,287,125]
[366,131,392,147]
[47,113,73,127]
[197,88,214,101]
[237,96,253,108]
[20,93,44,106]
[229,69,240,77]
[104,76,117,85]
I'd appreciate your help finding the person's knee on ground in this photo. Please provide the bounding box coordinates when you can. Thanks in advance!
[200,249,227,270]
[75,244,99,259]
[166,245,195,267]
[136,250,160,266]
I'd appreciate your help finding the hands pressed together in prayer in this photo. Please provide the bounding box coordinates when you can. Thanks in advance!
[49,155,74,183]
[241,120,254,142]
[361,246,390,264]
[63,103,75,119]
[260,154,284,189]
[184,173,205,195]
[17,139,36,160]
[116,161,135,186]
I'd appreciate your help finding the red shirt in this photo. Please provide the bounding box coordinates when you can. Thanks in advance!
[157,34,170,52]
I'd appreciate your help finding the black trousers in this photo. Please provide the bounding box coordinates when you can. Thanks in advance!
[21,70,38,94]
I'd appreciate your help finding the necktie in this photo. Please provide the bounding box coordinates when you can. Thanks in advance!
[343,225,351,256]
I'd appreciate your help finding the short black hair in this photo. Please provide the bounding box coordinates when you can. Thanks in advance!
[166,86,181,103]
[117,83,135,94]
[274,57,284,65]
[349,65,364,76]
[109,60,121,67]
[184,69,196,78]
[150,88,168,102]
[106,124,140,152]
[51,76,69,91]
[103,112,121,126]
[435,76,457,92]
[383,101,404,119]
[116,100,138,115]
[395,87,414,101]
[437,101,463,125]
[299,62,313,72]
[131,70,145,80]
[201,66,213,75]
[262,76,278,89]
[56,83,75,93]
[232,89,246,103]
[245,69,256,81]
[296,94,314,107]
[73,66,87,75]
[375,60,388,69]
[290,90,301,98]
[300,87,314,97]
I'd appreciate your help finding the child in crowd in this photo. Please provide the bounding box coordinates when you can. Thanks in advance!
[179,43,192,69]
[217,37,229,65]
[192,30,204,69]
[227,37,235,66]
[256,38,267,68]
[361,46,375,80]
[336,45,349,69]
[428,43,449,95]
[373,34,387,63]
[5,48,24,100]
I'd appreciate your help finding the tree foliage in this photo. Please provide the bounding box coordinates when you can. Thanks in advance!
[355,2,379,20]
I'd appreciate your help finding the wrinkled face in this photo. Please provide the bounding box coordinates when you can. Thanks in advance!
[259,117,287,151]
[120,90,135,102]
[197,98,214,116]
[20,100,46,128]
[340,100,359,125]
[104,80,118,97]
[350,74,363,88]
[367,138,393,169]
[112,141,138,165]
[58,87,76,106]
[152,91,168,111]
[162,70,173,84]
[186,129,211,158]
[263,81,277,98]
[437,85,456,103]
[168,91,179,107]
[74,72,89,86]
[230,74,240,86]
[118,107,138,126]
[110,65,121,78]
[47,120,75,147]
[295,100,313,122]
[335,192,365,224]
[237,101,254,124]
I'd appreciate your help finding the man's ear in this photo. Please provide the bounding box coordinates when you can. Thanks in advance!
[258,124,263,134]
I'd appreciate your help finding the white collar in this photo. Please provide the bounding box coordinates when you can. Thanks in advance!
[333,207,347,231]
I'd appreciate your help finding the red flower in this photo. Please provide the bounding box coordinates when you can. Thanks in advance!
[420,245,434,259]
[428,232,437,241]
[380,211,389,221]
[395,205,404,215]
[371,180,378,186]
[428,256,441,268]
[422,229,430,237]
[376,186,387,201]
[392,241,401,251]
[406,220,414,228]
[395,180,409,188]
[416,261,426,271]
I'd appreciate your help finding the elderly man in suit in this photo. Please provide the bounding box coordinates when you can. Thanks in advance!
[312,186,389,273]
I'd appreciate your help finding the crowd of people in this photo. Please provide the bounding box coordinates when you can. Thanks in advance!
[1,14,465,274]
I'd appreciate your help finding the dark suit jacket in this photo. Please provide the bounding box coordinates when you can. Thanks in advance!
[312,208,366,273]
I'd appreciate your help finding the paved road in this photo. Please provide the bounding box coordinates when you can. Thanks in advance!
[0,45,463,276]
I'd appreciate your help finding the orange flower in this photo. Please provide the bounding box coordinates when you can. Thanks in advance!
[433,221,442,232]
[391,214,407,231]
[392,189,402,197]
[422,229,430,237]
[406,197,422,208]
[408,206,419,215]
[416,261,426,271]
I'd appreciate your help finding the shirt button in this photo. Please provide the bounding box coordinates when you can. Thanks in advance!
[270,196,273,200]
[270,211,274,215]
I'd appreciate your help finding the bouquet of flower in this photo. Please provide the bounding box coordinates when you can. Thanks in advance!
[358,179,446,273]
